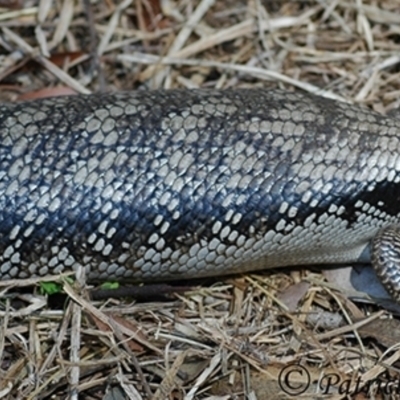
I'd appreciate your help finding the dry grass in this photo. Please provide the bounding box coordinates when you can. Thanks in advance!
[1,0,400,398]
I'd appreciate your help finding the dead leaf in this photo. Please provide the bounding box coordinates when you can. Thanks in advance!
[91,313,146,353]
[0,0,22,9]
[136,0,169,32]
[358,318,400,348]
[49,51,85,67]
[277,281,310,311]
[17,87,77,101]
[306,306,345,330]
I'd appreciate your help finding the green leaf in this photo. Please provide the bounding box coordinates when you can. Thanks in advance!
[40,281,63,295]
[100,282,120,290]
[62,276,75,285]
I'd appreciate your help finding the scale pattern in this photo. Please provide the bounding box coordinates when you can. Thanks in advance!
[1,88,400,281]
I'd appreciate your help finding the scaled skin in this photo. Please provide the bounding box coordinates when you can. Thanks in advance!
[0,88,400,281]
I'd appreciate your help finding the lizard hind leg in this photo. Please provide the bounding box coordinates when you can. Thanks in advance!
[371,225,400,303]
